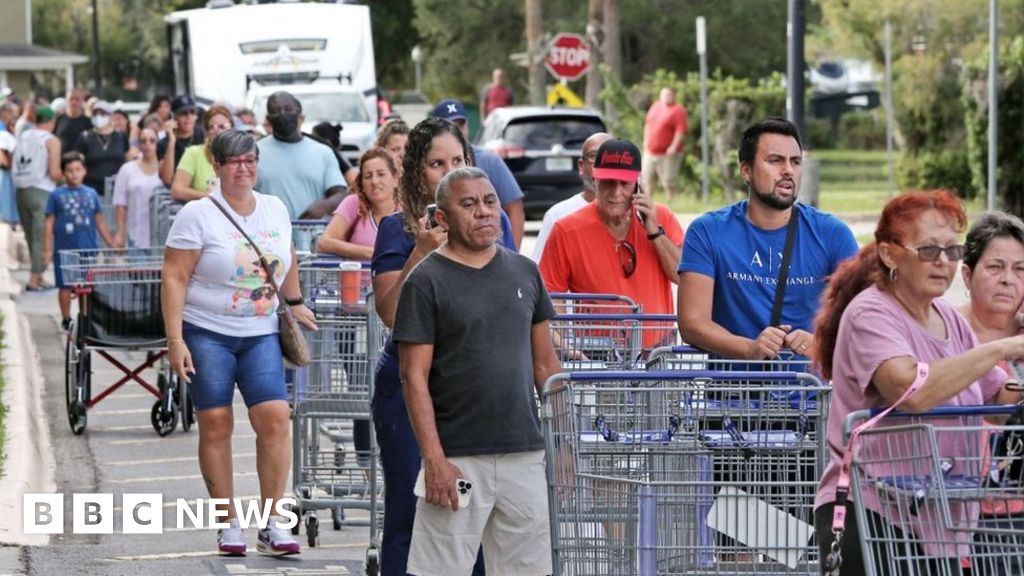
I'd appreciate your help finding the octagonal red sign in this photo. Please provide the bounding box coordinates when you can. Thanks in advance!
[544,33,590,81]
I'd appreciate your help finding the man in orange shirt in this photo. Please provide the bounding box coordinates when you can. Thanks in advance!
[642,87,688,201]
[539,138,684,319]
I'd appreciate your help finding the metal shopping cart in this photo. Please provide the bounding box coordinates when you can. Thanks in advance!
[292,219,329,255]
[648,344,812,373]
[291,257,382,564]
[149,188,183,247]
[838,405,1024,576]
[550,313,679,370]
[542,370,828,575]
[550,292,642,314]
[61,247,192,436]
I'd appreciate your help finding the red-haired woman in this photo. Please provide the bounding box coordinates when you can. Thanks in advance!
[812,190,1024,575]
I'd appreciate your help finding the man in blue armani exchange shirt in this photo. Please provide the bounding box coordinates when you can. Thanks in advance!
[677,117,858,360]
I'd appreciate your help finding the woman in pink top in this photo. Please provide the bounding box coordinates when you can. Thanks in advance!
[811,190,1024,575]
[316,147,399,260]
[958,212,1024,576]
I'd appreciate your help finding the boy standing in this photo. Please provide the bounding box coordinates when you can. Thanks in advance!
[43,152,116,329]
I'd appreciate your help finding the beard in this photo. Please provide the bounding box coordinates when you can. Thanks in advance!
[752,181,798,210]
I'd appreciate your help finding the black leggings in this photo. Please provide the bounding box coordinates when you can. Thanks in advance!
[815,502,965,576]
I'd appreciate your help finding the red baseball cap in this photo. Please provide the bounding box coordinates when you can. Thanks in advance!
[592,138,641,182]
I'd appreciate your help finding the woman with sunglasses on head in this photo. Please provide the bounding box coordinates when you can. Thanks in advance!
[812,190,1024,575]
[111,127,161,248]
[163,129,316,557]
[170,104,235,202]
[370,116,517,576]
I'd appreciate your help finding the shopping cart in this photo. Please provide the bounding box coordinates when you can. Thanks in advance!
[292,219,329,255]
[550,313,679,370]
[542,370,828,575]
[648,344,812,373]
[149,188,183,247]
[550,292,642,314]
[290,258,381,557]
[838,405,1024,576]
[61,247,192,436]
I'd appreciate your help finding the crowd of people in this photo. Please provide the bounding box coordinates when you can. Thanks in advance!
[6,82,1024,574]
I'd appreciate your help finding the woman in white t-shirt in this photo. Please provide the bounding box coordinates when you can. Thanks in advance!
[112,127,161,248]
[163,130,316,557]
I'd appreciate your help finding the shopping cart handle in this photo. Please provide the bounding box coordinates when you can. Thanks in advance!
[551,292,636,302]
[291,218,330,224]
[551,313,678,321]
[867,404,1020,418]
[566,370,805,382]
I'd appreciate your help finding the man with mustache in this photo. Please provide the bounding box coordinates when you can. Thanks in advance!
[677,116,858,359]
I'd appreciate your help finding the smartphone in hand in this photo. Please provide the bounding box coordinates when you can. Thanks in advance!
[414,469,472,508]
[634,183,647,225]
[426,203,438,229]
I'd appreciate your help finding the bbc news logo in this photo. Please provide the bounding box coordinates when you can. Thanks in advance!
[23,494,298,534]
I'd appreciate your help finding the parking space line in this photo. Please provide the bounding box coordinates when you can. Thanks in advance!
[108,452,256,466]
[109,470,258,484]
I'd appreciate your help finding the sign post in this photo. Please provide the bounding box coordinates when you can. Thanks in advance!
[544,33,590,82]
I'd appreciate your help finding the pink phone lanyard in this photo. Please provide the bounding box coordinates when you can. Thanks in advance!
[823,362,929,574]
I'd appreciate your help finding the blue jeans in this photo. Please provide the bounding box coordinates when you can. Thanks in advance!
[373,347,485,575]
[183,322,287,410]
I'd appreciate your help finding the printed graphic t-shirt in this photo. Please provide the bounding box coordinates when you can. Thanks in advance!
[678,200,858,338]
[45,185,102,250]
[165,190,292,337]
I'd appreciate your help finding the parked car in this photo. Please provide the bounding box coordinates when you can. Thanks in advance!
[476,106,607,219]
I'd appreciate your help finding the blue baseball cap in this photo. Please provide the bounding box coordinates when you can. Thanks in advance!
[431,99,467,122]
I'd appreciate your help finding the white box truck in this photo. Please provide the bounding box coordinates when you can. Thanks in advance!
[165,1,378,159]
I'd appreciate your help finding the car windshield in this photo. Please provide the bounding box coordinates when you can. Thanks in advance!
[253,91,370,124]
[503,117,605,150]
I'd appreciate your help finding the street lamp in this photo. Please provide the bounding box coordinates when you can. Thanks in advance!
[411,45,423,96]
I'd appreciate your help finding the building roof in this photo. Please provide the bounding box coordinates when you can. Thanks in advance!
[0,44,88,71]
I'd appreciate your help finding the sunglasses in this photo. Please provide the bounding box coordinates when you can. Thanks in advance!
[618,240,636,278]
[903,243,965,262]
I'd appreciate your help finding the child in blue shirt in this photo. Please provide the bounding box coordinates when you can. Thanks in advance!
[43,152,116,330]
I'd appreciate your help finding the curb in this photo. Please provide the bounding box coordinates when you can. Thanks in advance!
[0,222,55,550]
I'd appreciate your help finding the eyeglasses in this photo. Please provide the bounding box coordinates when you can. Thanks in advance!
[618,240,636,278]
[903,243,966,262]
[221,156,258,170]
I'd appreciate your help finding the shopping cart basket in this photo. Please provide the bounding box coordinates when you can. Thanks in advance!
[838,405,1024,576]
[542,370,828,575]
[292,219,329,256]
[550,314,678,370]
[148,188,183,247]
[60,247,192,436]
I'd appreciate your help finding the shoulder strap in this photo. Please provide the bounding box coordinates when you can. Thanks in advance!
[208,196,284,300]
[769,206,800,327]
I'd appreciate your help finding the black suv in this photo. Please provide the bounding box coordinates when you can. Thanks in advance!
[476,106,607,219]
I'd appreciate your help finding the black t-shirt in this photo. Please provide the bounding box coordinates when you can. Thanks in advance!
[55,115,92,154]
[157,126,205,169]
[74,130,128,195]
[392,247,556,457]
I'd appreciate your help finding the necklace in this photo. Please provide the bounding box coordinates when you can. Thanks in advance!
[95,131,113,151]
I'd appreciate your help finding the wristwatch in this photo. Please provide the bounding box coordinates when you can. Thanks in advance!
[285,296,305,307]
[646,226,666,241]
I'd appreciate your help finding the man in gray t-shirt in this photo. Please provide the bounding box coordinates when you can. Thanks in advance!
[393,167,559,575]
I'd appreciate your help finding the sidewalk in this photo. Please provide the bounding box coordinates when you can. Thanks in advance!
[0,223,56,574]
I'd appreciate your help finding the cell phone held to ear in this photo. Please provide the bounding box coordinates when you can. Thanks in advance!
[426,203,438,229]
[414,468,473,509]
[634,182,647,225]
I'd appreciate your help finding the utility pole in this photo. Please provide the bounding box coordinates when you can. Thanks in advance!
[786,0,805,138]
[525,0,544,105]
[987,0,998,211]
[91,0,102,92]
[603,0,621,119]
[584,0,604,108]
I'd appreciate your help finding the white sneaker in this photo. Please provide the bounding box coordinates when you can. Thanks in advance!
[218,517,246,556]
[257,516,300,556]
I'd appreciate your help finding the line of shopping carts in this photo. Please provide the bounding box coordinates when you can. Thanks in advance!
[541,330,829,576]
[290,255,385,573]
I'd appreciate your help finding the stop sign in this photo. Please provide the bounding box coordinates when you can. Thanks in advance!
[544,33,590,82]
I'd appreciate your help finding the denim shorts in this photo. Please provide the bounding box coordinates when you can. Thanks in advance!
[182,322,287,411]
